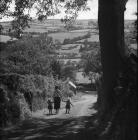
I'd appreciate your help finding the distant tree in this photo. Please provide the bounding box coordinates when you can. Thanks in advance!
[1,0,89,37]
[63,38,70,44]
[55,40,61,45]
[88,20,98,29]
[61,18,75,31]
[0,34,55,75]
[61,65,76,81]
[88,71,98,84]
[11,16,31,38]
[51,60,62,79]
[66,60,72,66]
[84,39,88,48]
[82,50,102,75]
[76,61,83,71]
[79,45,83,52]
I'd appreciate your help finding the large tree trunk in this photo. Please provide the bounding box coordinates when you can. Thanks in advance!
[98,0,128,112]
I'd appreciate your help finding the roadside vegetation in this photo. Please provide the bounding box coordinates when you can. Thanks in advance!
[0,33,76,127]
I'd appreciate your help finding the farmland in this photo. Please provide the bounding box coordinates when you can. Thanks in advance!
[49,31,89,42]
[0,20,137,108]
[0,19,136,82]
[0,35,17,42]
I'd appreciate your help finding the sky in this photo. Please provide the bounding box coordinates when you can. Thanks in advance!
[0,0,137,22]
[77,0,137,20]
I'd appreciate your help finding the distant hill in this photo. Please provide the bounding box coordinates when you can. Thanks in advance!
[0,19,97,33]
[0,19,135,34]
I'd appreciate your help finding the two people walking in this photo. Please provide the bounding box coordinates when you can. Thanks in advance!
[47,86,73,115]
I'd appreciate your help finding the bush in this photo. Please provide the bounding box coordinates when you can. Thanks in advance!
[0,34,56,76]
[63,32,91,45]
[0,73,74,126]
[0,74,55,120]
[61,65,76,81]
[55,79,73,98]
[0,87,31,127]
[81,49,102,74]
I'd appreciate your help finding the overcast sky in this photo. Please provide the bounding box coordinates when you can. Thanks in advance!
[0,0,137,22]
[77,0,137,20]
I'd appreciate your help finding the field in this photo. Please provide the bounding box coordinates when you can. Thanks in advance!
[0,19,93,33]
[0,19,136,67]
[76,72,91,84]
[0,35,17,42]
[59,58,81,64]
[48,31,89,42]
[76,34,99,43]
[57,44,81,53]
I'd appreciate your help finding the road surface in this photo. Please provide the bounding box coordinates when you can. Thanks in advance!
[0,92,98,140]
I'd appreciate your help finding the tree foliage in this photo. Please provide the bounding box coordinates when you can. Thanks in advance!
[1,0,89,37]
[51,60,76,81]
[82,50,102,75]
[51,60,62,79]
[0,34,55,75]
[61,65,76,81]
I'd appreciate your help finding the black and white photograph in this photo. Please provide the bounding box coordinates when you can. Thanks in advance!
[0,0,137,140]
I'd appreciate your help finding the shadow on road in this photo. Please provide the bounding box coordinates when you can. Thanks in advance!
[0,92,98,140]
[0,114,98,140]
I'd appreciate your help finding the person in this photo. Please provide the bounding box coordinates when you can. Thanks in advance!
[47,98,53,115]
[64,97,73,114]
[53,86,62,114]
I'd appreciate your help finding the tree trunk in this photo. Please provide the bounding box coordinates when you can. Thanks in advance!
[98,0,128,112]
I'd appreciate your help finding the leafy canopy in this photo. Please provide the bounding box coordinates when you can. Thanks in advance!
[0,33,56,75]
[0,0,89,37]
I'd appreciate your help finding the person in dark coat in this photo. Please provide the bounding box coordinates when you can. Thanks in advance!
[53,86,62,114]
